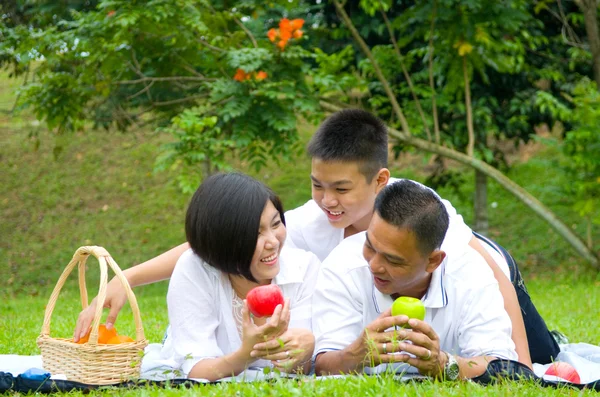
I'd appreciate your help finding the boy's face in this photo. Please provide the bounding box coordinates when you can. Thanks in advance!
[310,158,388,233]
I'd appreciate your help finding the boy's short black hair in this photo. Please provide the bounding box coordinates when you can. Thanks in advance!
[185,172,285,282]
[307,108,388,181]
[374,180,449,256]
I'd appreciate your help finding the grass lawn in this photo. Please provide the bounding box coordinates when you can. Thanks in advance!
[1,68,599,396]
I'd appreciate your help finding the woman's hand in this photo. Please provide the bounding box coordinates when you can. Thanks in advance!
[239,298,291,357]
[73,276,127,341]
[250,328,315,374]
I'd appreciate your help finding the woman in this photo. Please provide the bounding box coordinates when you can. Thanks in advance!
[159,172,319,381]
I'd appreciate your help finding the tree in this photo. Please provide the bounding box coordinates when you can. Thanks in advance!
[1,0,598,267]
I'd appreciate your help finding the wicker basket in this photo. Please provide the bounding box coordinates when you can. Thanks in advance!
[37,246,148,385]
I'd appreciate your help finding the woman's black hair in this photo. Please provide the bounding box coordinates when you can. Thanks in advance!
[185,172,285,282]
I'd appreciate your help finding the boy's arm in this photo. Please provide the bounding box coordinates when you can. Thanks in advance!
[468,237,532,369]
[74,242,189,341]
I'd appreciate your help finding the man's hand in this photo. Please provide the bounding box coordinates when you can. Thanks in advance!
[341,309,415,369]
[390,317,446,378]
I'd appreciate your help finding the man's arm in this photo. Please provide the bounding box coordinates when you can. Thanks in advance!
[468,236,532,368]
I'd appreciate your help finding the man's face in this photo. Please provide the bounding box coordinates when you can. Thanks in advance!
[363,213,442,298]
[311,158,386,233]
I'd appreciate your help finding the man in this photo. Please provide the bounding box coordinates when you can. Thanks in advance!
[312,180,517,378]
[74,109,558,366]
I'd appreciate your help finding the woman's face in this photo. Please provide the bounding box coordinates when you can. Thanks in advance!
[249,200,286,284]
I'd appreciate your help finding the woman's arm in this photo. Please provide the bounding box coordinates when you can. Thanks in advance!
[188,300,290,380]
[74,242,189,340]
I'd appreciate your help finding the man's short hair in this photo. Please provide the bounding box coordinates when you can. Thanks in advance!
[185,172,285,282]
[307,109,388,181]
[374,180,449,255]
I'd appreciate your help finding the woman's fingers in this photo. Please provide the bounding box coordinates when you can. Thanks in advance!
[253,335,288,351]
[73,302,96,341]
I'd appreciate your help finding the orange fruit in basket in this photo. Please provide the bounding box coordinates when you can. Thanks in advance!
[106,335,135,344]
[98,324,118,343]
[75,323,118,344]
[76,332,90,344]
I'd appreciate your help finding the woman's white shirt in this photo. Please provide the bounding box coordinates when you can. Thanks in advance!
[160,246,320,376]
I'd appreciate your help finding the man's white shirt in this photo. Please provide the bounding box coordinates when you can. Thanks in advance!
[285,177,511,279]
[312,232,517,374]
[161,246,320,376]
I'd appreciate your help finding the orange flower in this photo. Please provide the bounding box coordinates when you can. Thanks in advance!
[233,68,248,81]
[107,10,116,17]
[293,30,303,39]
[267,28,278,43]
[280,28,292,41]
[255,71,268,81]
[290,19,304,31]
[279,18,291,34]
[277,40,287,50]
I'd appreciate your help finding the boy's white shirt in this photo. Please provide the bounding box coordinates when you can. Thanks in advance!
[161,246,320,376]
[312,232,518,374]
[284,177,510,279]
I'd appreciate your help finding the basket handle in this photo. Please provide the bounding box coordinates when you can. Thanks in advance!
[40,246,146,344]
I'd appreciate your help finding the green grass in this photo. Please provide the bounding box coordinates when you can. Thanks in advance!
[1,68,599,395]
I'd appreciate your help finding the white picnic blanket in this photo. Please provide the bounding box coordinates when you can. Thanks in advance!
[1,343,599,384]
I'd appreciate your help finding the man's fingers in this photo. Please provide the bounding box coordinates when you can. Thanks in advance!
[405,318,438,341]
[370,315,410,333]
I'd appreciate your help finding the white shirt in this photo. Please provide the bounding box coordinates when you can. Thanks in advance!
[312,232,517,374]
[285,177,475,264]
[161,246,321,376]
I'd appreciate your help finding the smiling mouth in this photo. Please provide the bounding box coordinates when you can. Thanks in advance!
[324,208,344,216]
[260,253,278,263]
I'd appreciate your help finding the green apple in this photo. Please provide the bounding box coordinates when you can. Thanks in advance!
[391,296,426,324]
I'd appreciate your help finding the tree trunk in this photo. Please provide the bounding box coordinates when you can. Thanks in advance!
[580,0,600,88]
[474,170,488,235]
[201,157,212,178]
[463,57,475,157]
[319,101,599,269]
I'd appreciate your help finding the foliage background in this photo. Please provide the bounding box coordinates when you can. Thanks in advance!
[0,4,599,396]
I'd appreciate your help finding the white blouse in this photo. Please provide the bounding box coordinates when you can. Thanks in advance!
[160,246,321,376]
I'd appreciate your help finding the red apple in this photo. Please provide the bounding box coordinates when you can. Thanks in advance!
[246,284,284,317]
[544,361,581,384]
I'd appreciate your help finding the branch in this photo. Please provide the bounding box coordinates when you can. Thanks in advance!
[126,80,155,100]
[320,99,599,268]
[197,38,227,53]
[115,76,211,84]
[10,64,30,114]
[380,9,431,141]
[151,94,208,107]
[332,0,412,136]
[428,0,441,144]
[234,17,258,48]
